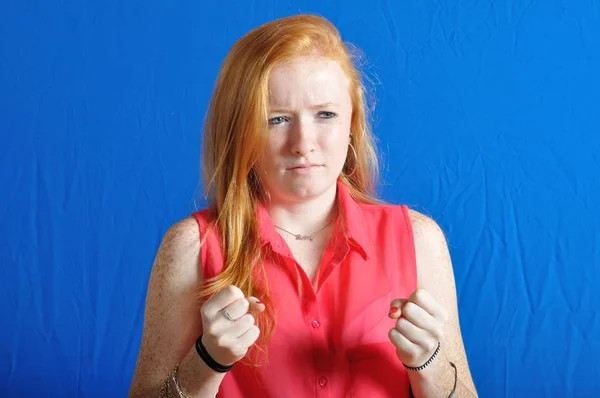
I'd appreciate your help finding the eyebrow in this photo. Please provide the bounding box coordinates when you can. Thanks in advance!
[269,102,338,113]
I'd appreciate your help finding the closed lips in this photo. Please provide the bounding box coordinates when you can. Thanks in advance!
[288,164,321,169]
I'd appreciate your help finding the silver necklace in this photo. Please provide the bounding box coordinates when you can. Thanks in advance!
[274,219,335,242]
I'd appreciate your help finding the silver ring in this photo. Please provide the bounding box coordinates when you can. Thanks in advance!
[223,310,234,322]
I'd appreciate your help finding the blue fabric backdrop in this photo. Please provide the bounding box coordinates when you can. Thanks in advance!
[1,1,599,396]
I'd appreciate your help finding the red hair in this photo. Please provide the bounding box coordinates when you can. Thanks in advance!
[199,14,380,348]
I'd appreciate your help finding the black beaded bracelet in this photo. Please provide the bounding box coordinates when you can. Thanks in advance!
[195,335,234,373]
[403,341,441,371]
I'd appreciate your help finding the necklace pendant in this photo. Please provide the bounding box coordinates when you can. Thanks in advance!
[295,234,313,242]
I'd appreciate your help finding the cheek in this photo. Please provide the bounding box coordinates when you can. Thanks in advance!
[265,134,286,156]
[323,127,350,158]
[256,139,284,174]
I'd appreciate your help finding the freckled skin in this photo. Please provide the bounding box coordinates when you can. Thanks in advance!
[127,211,478,397]
[127,52,478,397]
[128,217,214,397]
[397,209,478,397]
[128,218,264,398]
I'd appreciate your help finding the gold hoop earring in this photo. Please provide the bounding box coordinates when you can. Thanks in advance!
[346,142,358,178]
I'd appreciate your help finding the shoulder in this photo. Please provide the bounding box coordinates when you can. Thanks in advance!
[406,208,447,242]
[152,216,201,281]
[164,216,200,241]
[160,217,201,257]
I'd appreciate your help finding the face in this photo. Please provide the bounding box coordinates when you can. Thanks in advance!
[255,56,353,204]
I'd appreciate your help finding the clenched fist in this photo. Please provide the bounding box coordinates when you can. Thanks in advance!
[387,289,449,368]
[200,285,265,366]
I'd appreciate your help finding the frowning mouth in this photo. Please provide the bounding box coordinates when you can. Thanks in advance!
[287,163,322,169]
[286,164,323,173]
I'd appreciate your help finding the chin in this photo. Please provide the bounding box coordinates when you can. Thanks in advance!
[282,178,337,201]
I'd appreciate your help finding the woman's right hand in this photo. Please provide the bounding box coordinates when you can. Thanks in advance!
[199,285,265,366]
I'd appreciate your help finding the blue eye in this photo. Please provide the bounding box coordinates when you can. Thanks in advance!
[268,116,288,125]
[319,111,337,119]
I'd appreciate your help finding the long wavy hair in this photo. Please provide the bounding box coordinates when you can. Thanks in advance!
[198,14,380,348]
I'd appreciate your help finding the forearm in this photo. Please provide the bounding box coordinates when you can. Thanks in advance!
[170,345,227,398]
[408,352,477,398]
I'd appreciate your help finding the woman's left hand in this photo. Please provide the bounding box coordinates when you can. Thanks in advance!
[387,289,449,368]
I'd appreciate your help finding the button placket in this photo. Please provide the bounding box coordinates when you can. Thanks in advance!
[318,376,328,388]
[305,295,330,394]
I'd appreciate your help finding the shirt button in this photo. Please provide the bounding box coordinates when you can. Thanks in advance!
[319,377,328,388]
[311,319,321,329]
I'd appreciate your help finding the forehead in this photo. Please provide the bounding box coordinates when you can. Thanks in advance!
[268,56,350,107]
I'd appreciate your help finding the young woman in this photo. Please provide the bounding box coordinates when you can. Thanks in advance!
[129,14,478,398]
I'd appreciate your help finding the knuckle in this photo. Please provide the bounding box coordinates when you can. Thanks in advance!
[410,351,420,362]
[200,304,211,318]
[403,302,416,314]
[248,326,261,342]
[433,322,444,337]
[403,346,417,360]
[224,285,236,296]
[232,345,247,357]
[228,285,244,298]
[236,314,251,329]
[395,317,405,331]
[215,335,228,348]
[414,289,425,301]
[410,343,422,356]
[425,339,437,352]
[240,298,250,312]
[204,326,218,339]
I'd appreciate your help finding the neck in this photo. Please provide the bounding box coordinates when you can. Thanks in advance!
[267,185,338,235]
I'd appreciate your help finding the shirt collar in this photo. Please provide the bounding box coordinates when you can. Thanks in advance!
[335,179,372,260]
[257,179,372,260]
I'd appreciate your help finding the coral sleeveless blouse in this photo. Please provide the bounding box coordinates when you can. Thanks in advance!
[192,180,417,397]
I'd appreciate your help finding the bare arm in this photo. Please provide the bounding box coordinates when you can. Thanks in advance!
[128,217,225,398]
[407,209,478,397]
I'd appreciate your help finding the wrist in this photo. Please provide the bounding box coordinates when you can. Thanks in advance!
[198,334,235,372]
[406,348,447,383]
[406,350,457,398]
[403,342,441,372]
[176,344,226,397]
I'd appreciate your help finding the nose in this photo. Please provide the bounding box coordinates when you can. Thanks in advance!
[289,117,315,156]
